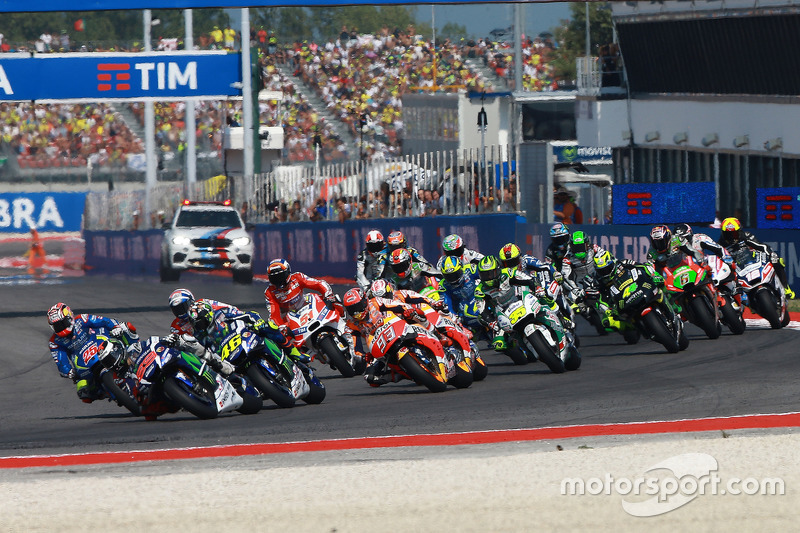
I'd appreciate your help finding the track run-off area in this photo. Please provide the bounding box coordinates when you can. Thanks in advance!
[1,274,799,531]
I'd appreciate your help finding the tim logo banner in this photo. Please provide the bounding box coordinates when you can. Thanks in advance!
[0,192,86,233]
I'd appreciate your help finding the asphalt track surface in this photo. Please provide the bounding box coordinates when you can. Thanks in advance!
[2,273,799,459]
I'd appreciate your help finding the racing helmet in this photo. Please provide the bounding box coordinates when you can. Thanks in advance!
[168,288,195,319]
[549,222,570,248]
[369,279,394,299]
[267,258,291,288]
[570,231,590,260]
[442,234,465,257]
[365,230,385,255]
[386,230,407,252]
[498,243,522,269]
[47,302,74,337]
[389,248,413,279]
[477,255,502,287]
[440,255,464,285]
[594,250,616,282]
[187,301,214,331]
[649,225,672,255]
[674,223,693,241]
[343,287,368,320]
[721,217,741,242]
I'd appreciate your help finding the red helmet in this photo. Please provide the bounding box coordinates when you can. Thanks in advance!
[387,230,407,252]
[47,302,74,337]
[267,259,291,288]
[343,287,368,320]
[389,248,412,279]
[365,230,385,255]
[369,279,394,299]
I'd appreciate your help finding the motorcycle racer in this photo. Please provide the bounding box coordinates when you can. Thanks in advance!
[355,230,389,290]
[47,302,138,402]
[437,233,484,270]
[647,225,705,267]
[544,222,571,270]
[384,248,442,292]
[386,230,434,269]
[185,300,305,372]
[718,217,795,299]
[342,287,426,386]
[264,259,339,326]
[168,288,240,335]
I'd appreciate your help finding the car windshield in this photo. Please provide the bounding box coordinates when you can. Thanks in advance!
[176,210,241,228]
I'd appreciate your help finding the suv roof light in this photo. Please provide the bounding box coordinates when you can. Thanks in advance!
[181,199,232,206]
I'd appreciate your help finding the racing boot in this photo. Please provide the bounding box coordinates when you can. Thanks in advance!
[76,379,96,404]
[364,359,390,387]
[786,286,796,300]
[201,349,235,377]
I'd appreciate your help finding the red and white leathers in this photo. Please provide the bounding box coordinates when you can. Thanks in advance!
[264,272,337,326]
[391,288,473,359]
[344,296,421,356]
[170,298,240,335]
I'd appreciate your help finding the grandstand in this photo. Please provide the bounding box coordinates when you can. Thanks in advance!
[578,0,800,226]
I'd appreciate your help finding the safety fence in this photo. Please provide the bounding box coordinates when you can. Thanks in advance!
[82,143,517,230]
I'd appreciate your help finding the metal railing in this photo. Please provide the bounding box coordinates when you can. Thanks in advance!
[84,143,518,230]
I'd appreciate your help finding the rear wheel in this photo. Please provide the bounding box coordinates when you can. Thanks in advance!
[472,355,489,381]
[642,312,680,353]
[399,349,448,392]
[101,371,140,416]
[159,259,180,282]
[756,289,783,329]
[526,330,566,373]
[689,295,721,339]
[720,294,746,335]
[502,346,529,365]
[622,329,641,345]
[246,364,296,408]
[163,376,218,419]
[318,336,356,377]
[300,366,326,404]
[235,386,263,414]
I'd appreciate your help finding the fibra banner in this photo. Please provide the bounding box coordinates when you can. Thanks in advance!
[0,52,241,101]
[0,192,86,233]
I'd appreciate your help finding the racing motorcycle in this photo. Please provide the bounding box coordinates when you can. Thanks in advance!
[367,311,469,392]
[704,252,746,335]
[285,293,366,377]
[457,297,532,366]
[132,336,262,420]
[607,264,688,353]
[478,285,581,374]
[661,251,722,339]
[217,318,325,407]
[732,248,790,329]
[73,332,141,416]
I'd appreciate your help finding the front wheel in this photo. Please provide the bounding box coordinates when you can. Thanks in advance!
[720,294,745,335]
[246,364,296,408]
[318,335,356,377]
[689,294,721,339]
[756,289,782,329]
[399,350,448,392]
[162,376,218,419]
[526,330,566,373]
[642,311,680,353]
[101,371,140,416]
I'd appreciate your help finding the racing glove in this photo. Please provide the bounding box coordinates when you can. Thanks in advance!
[110,326,124,338]
[323,292,338,306]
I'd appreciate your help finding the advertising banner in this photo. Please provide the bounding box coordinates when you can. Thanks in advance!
[612,182,716,225]
[0,52,240,102]
[0,192,86,233]
[756,188,800,229]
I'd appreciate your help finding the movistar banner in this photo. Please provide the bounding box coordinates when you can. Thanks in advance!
[553,144,613,165]
[0,52,240,102]
[1,0,539,11]
[0,192,87,233]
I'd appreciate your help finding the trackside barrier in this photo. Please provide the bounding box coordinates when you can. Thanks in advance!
[82,220,800,289]
[83,215,522,280]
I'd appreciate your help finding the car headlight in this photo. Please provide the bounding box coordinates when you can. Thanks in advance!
[233,237,251,247]
[171,236,191,246]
